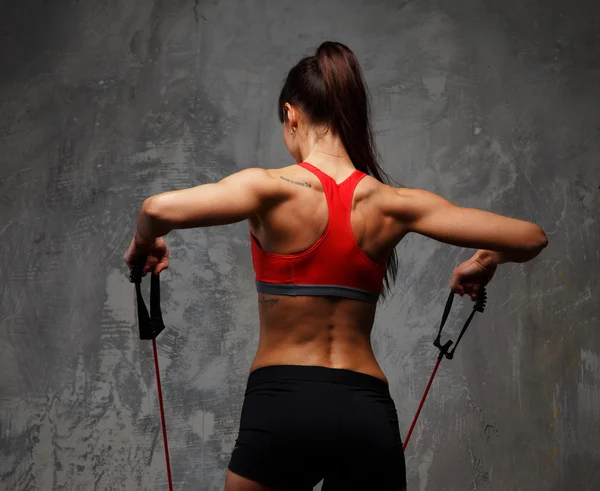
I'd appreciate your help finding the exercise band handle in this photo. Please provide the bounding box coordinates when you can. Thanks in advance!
[433,286,487,360]
[129,256,166,340]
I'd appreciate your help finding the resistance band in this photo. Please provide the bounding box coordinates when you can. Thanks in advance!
[403,287,487,451]
[130,258,173,491]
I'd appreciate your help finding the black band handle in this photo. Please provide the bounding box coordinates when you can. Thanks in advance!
[129,256,166,340]
[433,286,487,360]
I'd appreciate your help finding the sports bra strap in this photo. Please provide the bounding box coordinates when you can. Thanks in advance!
[297,162,365,210]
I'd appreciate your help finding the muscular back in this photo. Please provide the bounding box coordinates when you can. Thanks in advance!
[248,164,404,381]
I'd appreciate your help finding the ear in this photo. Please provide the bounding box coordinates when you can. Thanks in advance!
[284,103,297,130]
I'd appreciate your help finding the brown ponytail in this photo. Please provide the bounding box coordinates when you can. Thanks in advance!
[278,41,398,295]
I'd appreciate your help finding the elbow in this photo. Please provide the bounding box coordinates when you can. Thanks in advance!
[532,225,548,252]
[539,228,549,250]
[142,196,163,222]
[141,195,173,235]
[520,225,548,261]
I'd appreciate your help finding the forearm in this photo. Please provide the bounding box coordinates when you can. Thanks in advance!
[476,242,547,266]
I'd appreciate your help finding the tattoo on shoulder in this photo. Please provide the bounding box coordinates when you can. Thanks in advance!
[280,176,312,188]
[259,295,280,308]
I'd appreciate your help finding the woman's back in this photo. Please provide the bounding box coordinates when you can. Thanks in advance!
[249,159,402,381]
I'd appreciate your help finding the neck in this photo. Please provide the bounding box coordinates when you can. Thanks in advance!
[299,127,355,174]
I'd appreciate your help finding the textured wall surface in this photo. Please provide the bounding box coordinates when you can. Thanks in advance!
[1,0,599,489]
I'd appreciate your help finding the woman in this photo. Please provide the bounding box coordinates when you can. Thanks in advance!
[124,42,548,491]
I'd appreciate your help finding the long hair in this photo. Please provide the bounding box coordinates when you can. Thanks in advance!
[278,41,398,294]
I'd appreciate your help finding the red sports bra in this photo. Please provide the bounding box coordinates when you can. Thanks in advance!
[251,162,386,303]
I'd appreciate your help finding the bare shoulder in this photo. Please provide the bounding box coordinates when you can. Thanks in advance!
[223,167,283,190]
[217,167,296,209]
[353,175,400,207]
[224,166,278,183]
[383,185,452,223]
[355,177,445,219]
[225,163,331,197]
[353,174,385,199]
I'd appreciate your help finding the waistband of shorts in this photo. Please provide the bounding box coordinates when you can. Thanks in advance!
[247,365,389,392]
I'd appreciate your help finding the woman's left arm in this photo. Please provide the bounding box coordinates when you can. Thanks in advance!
[124,168,286,272]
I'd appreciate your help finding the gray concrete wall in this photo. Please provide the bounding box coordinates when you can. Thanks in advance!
[1,0,598,489]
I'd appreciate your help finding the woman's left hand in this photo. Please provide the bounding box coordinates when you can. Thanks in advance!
[124,235,170,275]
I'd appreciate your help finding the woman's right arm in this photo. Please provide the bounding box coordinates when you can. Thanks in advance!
[388,187,548,262]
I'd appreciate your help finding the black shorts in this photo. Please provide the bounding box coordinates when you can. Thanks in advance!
[228,365,406,490]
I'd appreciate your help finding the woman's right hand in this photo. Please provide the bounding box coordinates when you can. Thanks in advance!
[450,251,498,300]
